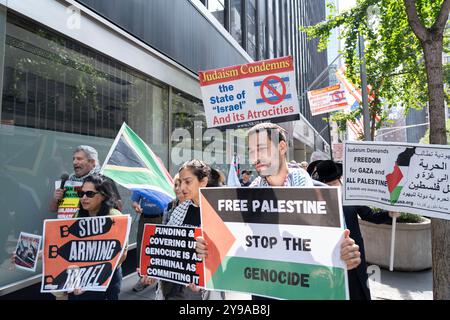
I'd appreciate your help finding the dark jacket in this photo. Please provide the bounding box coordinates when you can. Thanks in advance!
[344,206,391,300]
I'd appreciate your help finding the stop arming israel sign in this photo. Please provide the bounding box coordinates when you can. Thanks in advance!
[41,215,131,293]
[199,187,349,300]
[199,56,300,129]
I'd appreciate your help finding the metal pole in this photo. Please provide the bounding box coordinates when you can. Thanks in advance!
[359,34,371,141]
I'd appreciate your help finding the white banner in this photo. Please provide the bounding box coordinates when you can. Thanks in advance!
[343,141,450,220]
[199,56,300,129]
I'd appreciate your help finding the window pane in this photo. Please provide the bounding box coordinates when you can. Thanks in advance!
[257,0,266,59]
[246,0,257,59]
[230,0,242,46]
[268,0,275,58]
[0,14,170,289]
[170,89,206,175]
[208,0,225,27]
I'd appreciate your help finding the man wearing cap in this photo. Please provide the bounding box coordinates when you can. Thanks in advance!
[239,170,252,187]
[314,160,400,300]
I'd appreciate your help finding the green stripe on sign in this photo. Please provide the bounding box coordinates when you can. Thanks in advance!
[207,256,346,300]
[390,186,403,204]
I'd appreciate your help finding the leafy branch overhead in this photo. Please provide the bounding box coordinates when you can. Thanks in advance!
[301,0,449,140]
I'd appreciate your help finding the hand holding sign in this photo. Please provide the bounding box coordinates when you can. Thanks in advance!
[195,236,208,260]
[341,229,361,270]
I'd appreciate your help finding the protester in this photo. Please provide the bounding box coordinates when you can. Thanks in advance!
[314,160,400,300]
[239,170,252,187]
[142,159,210,300]
[207,168,225,187]
[196,123,362,299]
[131,189,164,292]
[299,161,309,170]
[162,174,186,225]
[50,145,101,212]
[68,174,127,300]
[306,159,322,177]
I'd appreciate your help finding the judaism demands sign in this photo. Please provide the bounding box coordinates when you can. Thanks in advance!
[139,224,204,286]
[199,187,349,300]
[343,141,450,220]
[199,56,300,129]
[41,215,131,293]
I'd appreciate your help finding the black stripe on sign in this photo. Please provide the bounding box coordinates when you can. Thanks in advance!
[200,187,342,228]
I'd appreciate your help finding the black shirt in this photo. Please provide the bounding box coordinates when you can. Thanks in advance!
[182,205,201,227]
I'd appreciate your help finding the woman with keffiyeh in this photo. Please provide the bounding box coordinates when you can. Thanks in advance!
[141,159,211,300]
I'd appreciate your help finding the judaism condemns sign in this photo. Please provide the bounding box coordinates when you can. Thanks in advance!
[139,224,204,286]
[199,187,349,300]
[199,56,300,129]
[41,215,131,293]
[343,141,450,220]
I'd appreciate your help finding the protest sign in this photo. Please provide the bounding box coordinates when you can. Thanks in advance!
[139,224,204,286]
[41,215,131,293]
[332,143,344,162]
[199,56,300,129]
[54,180,83,219]
[14,232,42,272]
[343,141,450,220]
[199,187,348,300]
[307,84,348,116]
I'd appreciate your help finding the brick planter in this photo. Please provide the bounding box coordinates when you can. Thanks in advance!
[359,218,432,271]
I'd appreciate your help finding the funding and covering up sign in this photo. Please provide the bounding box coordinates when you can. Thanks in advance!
[307,83,348,116]
[343,141,450,220]
[139,224,204,286]
[199,56,300,129]
[41,215,131,293]
[54,180,82,219]
[199,187,349,300]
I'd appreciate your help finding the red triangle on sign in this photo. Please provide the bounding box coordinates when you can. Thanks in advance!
[386,163,403,193]
[200,194,236,285]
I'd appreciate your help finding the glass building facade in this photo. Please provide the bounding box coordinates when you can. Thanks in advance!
[0,0,329,295]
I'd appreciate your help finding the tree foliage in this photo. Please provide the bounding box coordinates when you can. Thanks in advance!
[302,0,449,140]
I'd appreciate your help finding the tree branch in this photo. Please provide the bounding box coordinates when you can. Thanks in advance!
[404,0,428,42]
[432,0,450,32]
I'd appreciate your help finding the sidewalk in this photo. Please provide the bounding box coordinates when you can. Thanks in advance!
[369,268,432,300]
[119,268,433,300]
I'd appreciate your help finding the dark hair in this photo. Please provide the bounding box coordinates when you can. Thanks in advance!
[178,159,211,182]
[207,168,225,187]
[247,123,287,143]
[77,174,117,217]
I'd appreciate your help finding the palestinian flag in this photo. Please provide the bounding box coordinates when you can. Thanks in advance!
[386,147,416,204]
[200,187,348,300]
[101,123,175,210]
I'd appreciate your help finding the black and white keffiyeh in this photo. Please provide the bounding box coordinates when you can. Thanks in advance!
[166,199,195,226]
[250,165,313,187]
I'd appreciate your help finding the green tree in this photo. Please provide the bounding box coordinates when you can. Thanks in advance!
[303,0,448,141]
[303,0,450,299]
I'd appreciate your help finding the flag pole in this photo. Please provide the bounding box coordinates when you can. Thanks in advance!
[389,215,397,271]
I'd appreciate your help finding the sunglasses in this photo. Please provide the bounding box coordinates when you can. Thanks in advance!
[77,191,100,198]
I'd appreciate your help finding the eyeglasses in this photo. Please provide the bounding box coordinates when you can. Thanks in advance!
[77,191,99,198]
